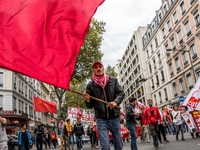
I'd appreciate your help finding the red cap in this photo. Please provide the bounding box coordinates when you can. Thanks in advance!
[92,61,103,68]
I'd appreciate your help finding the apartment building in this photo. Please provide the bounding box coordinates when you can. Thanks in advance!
[118,27,149,110]
[142,0,200,107]
[0,68,57,134]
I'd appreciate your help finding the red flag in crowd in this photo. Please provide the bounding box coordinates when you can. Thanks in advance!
[0,0,104,89]
[34,97,57,114]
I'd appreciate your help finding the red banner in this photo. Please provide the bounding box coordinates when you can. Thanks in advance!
[34,97,56,114]
[190,110,200,131]
[0,0,104,89]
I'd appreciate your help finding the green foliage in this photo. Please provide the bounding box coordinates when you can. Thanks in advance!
[72,18,106,82]
[105,65,118,77]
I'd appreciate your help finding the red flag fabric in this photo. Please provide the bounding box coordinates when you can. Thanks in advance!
[0,0,104,89]
[34,97,57,114]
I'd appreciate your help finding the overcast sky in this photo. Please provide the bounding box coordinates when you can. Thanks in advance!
[93,0,162,67]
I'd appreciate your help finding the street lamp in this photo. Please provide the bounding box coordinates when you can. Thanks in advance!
[166,48,197,82]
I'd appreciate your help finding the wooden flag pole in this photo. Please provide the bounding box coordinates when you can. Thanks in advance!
[69,89,121,109]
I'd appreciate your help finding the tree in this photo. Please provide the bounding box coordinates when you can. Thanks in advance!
[53,18,106,122]
[105,65,118,77]
[73,18,106,82]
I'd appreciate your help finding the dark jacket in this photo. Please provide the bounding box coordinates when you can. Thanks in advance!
[85,76,125,119]
[34,125,44,139]
[125,104,136,124]
[73,123,84,136]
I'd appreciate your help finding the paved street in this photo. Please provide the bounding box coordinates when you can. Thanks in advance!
[32,132,200,150]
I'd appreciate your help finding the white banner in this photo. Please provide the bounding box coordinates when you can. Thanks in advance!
[181,111,195,131]
[182,89,200,110]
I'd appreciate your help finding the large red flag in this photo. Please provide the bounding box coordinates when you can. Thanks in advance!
[34,97,57,114]
[0,0,104,89]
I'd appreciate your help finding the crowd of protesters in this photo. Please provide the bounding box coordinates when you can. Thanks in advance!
[123,96,200,150]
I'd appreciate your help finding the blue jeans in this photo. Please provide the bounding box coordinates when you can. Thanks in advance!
[126,123,138,150]
[76,135,83,149]
[36,138,43,150]
[97,118,123,150]
[67,135,74,149]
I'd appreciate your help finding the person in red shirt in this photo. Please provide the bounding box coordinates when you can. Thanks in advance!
[143,99,162,150]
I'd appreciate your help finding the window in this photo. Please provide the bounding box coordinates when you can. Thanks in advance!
[167,20,172,32]
[180,1,186,15]
[155,38,158,48]
[19,80,21,92]
[146,50,149,58]
[25,103,28,113]
[149,64,152,73]
[13,96,16,110]
[190,44,197,59]
[175,57,180,71]
[179,78,185,93]
[177,29,183,44]
[159,13,162,20]
[169,62,174,75]
[186,73,193,88]
[196,68,200,79]
[22,101,24,112]
[25,86,27,97]
[151,79,154,88]
[164,88,168,100]
[158,53,161,64]
[161,70,165,81]
[0,95,3,108]
[18,100,21,113]
[156,75,159,85]
[172,82,177,96]
[159,92,162,103]
[171,37,176,49]
[165,44,170,57]
[182,52,188,65]
[154,94,157,105]
[173,11,178,24]
[162,28,166,38]
[0,72,3,87]
[193,10,200,27]
[151,44,153,53]
[184,21,191,36]
[163,5,167,14]
[153,59,156,69]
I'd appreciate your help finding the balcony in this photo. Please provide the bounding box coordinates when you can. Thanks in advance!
[174,93,178,97]
[179,39,183,45]
[168,27,172,32]
[189,85,193,90]
[175,20,178,24]
[170,71,174,77]
[181,90,185,93]
[192,54,197,60]
[176,67,181,72]
[184,61,188,66]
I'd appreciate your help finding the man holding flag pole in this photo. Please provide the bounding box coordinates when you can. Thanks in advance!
[83,61,125,150]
